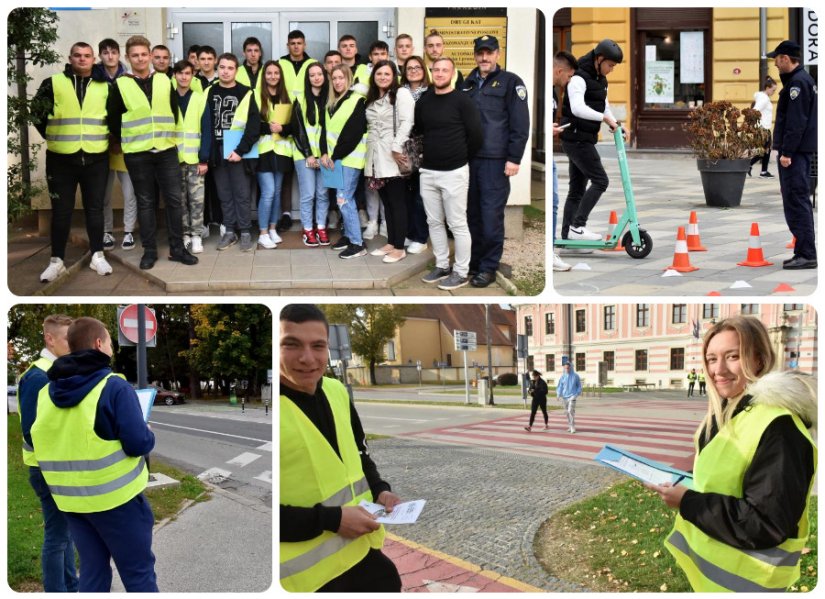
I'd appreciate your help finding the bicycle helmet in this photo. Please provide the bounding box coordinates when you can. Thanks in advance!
[594,39,623,63]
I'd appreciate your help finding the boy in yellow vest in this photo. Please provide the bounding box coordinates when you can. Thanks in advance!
[280,304,402,592]
[30,317,157,592]
[17,314,78,592]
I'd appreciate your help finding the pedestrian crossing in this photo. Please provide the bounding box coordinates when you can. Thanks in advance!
[196,441,273,486]
[402,411,700,471]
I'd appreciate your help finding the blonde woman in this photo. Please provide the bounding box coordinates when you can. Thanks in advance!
[647,316,816,592]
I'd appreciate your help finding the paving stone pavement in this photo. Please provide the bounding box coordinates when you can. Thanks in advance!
[552,150,817,296]
[369,437,620,591]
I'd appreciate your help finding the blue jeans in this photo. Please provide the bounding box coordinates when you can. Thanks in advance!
[28,467,79,592]
[336,166,363,245]
[294,159,329,231]
[256,170,285,230]
[552,160,559,243]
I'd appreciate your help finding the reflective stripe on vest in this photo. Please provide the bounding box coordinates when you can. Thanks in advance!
[229,91,254,133]
[117,75,178,153]
[177,91,207,164]
[46,75,109,154]
[665,403,816,592]
[18,356,54,467]
[326,94,367,170]
[280,377,384,591]
[279,58,318,102]
[31,373,148,513]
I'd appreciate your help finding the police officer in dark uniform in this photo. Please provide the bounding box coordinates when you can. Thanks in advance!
[462,35,530,287]
[767,40,818,270]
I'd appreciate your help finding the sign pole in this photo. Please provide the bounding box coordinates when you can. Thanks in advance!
[463,350,470,405]
[137,303,148,389]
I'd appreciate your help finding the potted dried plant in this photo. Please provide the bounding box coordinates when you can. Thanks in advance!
[683,101,767,207]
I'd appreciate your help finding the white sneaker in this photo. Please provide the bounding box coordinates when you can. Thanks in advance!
[121,232,136,250]
[89,251,113,276]
[407,241,428,254]
[568,226,602,241]
[378,222,388,238]
[201,224,210,240]
[363,221,378,240]
[358,209,369,227]
[327,211,339,230]
[268,229,282,244]
[183,234,192,250]
[191,236,204,254]
[103,232,115,251]
[40,257,66,282]
[403,237,412,247]
[258,234,276,249]
[553,253,572,272]
[219,224,227,237]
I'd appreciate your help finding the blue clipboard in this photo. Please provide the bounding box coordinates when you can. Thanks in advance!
[594,444,694,489]
[135,388,157,422]
[321,160,344,189]
[222,129,259,159]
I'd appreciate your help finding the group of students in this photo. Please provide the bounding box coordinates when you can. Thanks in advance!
[35,27,529,290]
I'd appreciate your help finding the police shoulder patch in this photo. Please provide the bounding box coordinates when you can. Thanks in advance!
[516,85,527,101]
[790,86,801,100]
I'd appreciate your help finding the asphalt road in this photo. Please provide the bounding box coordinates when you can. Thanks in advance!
[356,402,524,435]
[149,406,272,505]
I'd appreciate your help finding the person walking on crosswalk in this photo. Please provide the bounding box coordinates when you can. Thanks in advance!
[524,370,549,432]
[556,362,581,433]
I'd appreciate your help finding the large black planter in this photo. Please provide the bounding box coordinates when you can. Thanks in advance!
[696,158,750,207]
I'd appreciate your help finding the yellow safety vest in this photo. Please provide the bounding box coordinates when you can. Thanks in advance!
[292,95,324,160]
[172,77,204,95]
[46,74,109,154]
[280,377,385,592]
[235,65,264,110]
[665,403,816,592]
[116,74,177,153]
[258,102,293,158]
[325,94,367,170]
[279,57,318,102]
[177,90,208,165]
[31,373,149,513]
[18,356,54,467]
[352,63,370,93]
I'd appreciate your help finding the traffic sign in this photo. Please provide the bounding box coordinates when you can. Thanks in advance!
[454,330,478,351]
[118,304,157,346]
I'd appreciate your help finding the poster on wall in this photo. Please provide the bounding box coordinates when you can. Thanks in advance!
[680,31,704,84]
[116,9,146,35]
[645,61,675,104]
[424,7,507,72]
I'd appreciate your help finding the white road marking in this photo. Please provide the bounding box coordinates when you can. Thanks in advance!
[256,442,273,452]
[361,416,429,423]
[254,470,272,484]
[148,420,269,443]
[424,580,479,592]
[226,452,262,467]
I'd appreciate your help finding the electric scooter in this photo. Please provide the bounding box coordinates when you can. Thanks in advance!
[554,126,653,258]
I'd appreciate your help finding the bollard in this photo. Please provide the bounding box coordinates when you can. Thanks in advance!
[241,396,245,412]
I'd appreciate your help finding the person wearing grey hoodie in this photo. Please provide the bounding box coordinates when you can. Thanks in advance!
[556,361,581,433]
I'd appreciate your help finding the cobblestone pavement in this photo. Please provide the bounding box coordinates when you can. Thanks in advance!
[369,437,620,591]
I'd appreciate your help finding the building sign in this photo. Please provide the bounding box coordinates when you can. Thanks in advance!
[804,8,818,66]
[424,8,507,73]
[645,61,675,104]
[117,9,146,35]
[680,31,704,83]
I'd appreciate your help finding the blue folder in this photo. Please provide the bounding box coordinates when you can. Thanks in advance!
[321,160,344,189]
[594,444,694,489]
[222,129,259,159]
[135,388,157,422]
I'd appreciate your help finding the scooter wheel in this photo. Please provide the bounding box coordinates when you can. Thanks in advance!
[623,229,653,259]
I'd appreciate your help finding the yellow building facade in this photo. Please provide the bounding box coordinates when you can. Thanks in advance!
[555,8,799,148]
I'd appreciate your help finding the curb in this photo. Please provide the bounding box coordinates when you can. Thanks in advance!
[496,270,520,295]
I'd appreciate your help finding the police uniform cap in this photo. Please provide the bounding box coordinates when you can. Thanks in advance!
[766,40,801,59]
[474,35,499,52]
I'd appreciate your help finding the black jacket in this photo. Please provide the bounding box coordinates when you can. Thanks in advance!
[290,92,326,159]
[773,64,818,155]
[529,378,549,402]
[461,65,530,164]
[560,49,607,144]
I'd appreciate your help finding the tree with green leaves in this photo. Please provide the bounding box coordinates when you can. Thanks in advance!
[321,304,413,385]
[7,8,61,223]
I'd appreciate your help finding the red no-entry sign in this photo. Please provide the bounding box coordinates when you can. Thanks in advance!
[118,304,158,344]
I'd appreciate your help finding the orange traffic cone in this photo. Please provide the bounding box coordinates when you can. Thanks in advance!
[665,227,699,272]
[786,236,796,249]
[737,223,774,267]
[707,291,722,296]
[603,210,624,251]
[686,211,707,251]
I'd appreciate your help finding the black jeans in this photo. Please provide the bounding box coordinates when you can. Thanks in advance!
[561,139,610,237]
[378,178,409,250]
[124,148,185,256]
[46,151,108,258]
[213,159,253,232]
[405,172,429,244]
[317,548,401,592]
[749,132,773,173]
[529,395,548,427]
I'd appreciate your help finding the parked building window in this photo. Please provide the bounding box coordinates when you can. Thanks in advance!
[670,347,685,370]
[636,304,650,327]
[385,340,396,361]
[604,351,615,371]
[546,354,555,372]
[702,304,719,319]
[635,349,648,370]
[575,352,586,372]
[741,304,759,315]
[526,356,534,371]
[545,312,555,334]
[672,304,687,324]
[575,309,586,333]
[604,305,615,330]
[524,315,533,336]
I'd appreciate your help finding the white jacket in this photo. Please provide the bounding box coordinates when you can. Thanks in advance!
[364,86,415,178]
